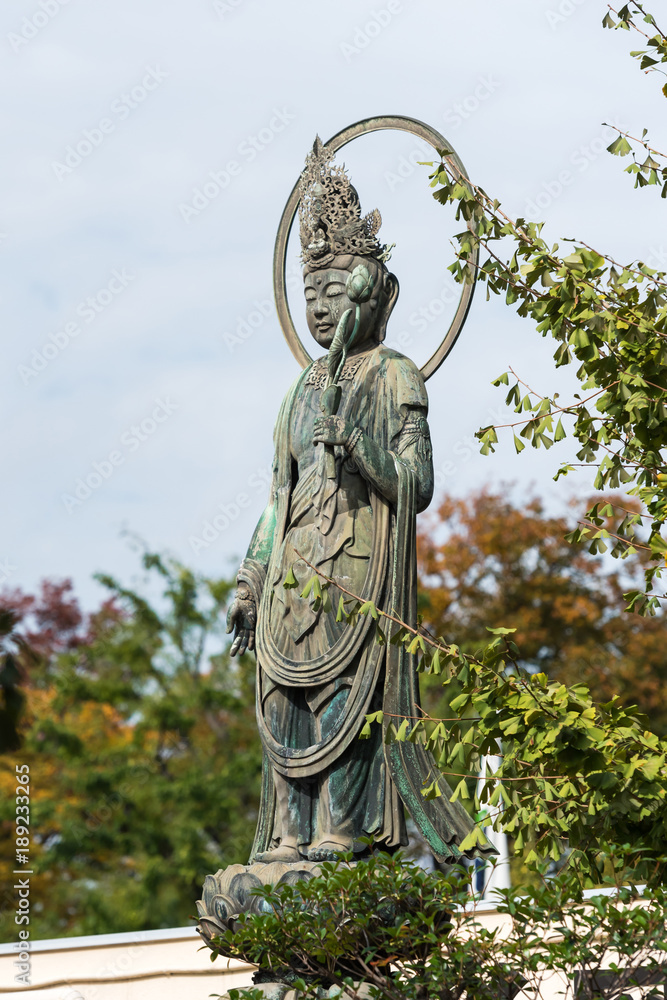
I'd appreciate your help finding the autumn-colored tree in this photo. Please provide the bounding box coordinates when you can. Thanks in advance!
[417,488,667,732]
[0,551,260,940]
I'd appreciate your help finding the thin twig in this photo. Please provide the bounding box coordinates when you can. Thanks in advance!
[383,712,481,722]
[487,374,621,434]
[294,550,560,720]
[577,238,667,290]
[608,2,667,43]
[590,499,650,520]
[576,520,654,553]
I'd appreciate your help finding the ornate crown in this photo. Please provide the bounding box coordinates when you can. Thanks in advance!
[298,137,392,268]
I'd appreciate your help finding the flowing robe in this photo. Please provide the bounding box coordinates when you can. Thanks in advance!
[239,345,492,863]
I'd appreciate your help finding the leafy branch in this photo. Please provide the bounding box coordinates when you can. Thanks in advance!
[291,556,667,884]
[602,4,667,197]
[428,61,667,605]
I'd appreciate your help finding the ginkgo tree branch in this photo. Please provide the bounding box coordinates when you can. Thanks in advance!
[289,551,667,876]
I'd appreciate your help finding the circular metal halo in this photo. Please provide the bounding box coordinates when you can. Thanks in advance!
[273,114,478,381]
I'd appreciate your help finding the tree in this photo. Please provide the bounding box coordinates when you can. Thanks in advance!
[0,550,261,940]
[417,488,667,733]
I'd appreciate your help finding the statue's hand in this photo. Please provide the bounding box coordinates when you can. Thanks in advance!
[313,415,354,447]
[226,584,257,656]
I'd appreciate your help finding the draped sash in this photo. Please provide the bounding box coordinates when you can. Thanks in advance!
[383,459,496,862]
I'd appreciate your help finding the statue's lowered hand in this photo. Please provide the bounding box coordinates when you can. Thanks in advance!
[226,586,257,657]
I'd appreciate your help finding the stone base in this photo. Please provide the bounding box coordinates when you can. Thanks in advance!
[196,860,324,946]
[198,860,380,998]
[243,982,293,1000]
[217,976,376,1000]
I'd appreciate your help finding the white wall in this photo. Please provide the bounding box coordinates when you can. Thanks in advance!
[0,925,254,1000]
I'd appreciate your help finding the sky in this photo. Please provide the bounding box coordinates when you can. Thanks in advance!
[2,0,665,608]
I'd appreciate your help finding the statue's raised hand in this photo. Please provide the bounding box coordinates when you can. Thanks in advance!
[313,415,353,447]
[226,584,257,656]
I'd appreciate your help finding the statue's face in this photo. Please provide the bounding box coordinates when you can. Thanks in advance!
[304,268,379,350]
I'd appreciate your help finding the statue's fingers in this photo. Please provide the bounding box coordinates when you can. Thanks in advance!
[247,630,255,652]
[238,629,249,655]
[226,605,237,632]
[230,632,241,656]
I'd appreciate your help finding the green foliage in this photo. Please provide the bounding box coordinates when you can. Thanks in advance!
[602,4,667,194]
[604,3,667,97]
[389,626,667,883]
[295,555,667,884]
[213,851,667,1000]
[213,853,513,1000]
[0,549,261,939]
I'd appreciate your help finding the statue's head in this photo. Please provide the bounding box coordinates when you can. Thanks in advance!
[303,254,399,350]
[298,138,398,352]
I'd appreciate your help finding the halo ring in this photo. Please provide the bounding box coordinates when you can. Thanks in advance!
[273,115,478,381]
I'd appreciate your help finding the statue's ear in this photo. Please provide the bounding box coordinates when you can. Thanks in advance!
[375,272,399,343]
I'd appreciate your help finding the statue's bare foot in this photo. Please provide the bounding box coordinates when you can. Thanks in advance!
[254,843,302,863]
[307,839,352,862]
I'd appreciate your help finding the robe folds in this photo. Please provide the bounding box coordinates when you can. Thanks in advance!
[239,345,494,864]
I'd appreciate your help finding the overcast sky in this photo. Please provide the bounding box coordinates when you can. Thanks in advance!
[2,0,665,608]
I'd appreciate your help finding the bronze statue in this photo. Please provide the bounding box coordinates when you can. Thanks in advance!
[225,135,490,867]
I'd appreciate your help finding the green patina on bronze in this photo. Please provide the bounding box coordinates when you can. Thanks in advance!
[225,129,493,867]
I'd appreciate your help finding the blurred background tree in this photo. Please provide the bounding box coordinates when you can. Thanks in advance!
[0,549,260,939]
